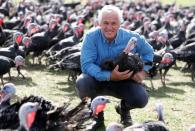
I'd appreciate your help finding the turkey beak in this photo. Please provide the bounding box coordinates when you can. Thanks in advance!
[106,99,111,103]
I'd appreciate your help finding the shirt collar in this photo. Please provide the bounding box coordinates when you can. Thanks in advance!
[100,29,120,45]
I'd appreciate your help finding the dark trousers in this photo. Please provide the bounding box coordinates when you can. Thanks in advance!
[75,73,148,110]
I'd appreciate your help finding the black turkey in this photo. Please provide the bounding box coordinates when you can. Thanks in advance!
[0,94,56,130]
[24,33,51,64]
[24,20,61,64]
[158,52,176,86]
[148,53,162,78]
[51,96,110,131]
[47,22,73,48]
[0,102,21,129]
[17,96,110,131]
[147,53,162,89]
[0,32,25,61]
[169,25,186,49]
[0,45,25,60]
[45,24,84,57]
[0,26,6,46]
[0,83,110,131]
[0,0,12,17]
[49,51,81,81]
[101,37,143,76]
[0,55,15,85]
[48,44,81,62]
[0,55,25,84]
[173,42,195,62]
[3,31,23,48]
[170,42,195,81]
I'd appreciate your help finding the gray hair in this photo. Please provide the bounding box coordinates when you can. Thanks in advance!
[98,5,123,24]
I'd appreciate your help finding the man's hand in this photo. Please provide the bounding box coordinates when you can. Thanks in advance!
[110,65,133,81]
[131,70,146,83]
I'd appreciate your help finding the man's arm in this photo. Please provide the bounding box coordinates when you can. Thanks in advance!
[131,33,154,82]
[81,34,111,81]
[135,34,154,71]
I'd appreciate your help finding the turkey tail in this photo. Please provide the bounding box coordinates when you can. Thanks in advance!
[20,95,55,111]
[47,102,70,121]
[65,97,91,119]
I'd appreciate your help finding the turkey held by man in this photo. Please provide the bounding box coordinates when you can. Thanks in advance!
[101,37,143,76]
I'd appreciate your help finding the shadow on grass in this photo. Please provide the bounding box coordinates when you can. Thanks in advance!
[148,85,185,99]
[24,63,69,76]
[168,81,195,87]
[24,64,78,97]
[3,76,37,87]
[24,64,47,71]
[46,68,70,76]
[54,81,77,96]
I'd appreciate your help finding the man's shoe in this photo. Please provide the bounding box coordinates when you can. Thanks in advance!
[115,104,133,127]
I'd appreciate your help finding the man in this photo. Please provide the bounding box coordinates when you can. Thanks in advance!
[75,5,154,127]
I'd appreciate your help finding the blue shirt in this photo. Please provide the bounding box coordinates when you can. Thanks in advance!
[81,27,154,81]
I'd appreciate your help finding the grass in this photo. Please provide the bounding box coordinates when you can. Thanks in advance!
[160,0,195,6]
[1,60,195,131]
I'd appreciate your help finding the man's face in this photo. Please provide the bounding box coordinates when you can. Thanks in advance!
[100,11,120,42]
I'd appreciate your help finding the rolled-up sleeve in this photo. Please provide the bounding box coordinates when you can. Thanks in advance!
[135,34,154,71]
[81,34,111,81]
